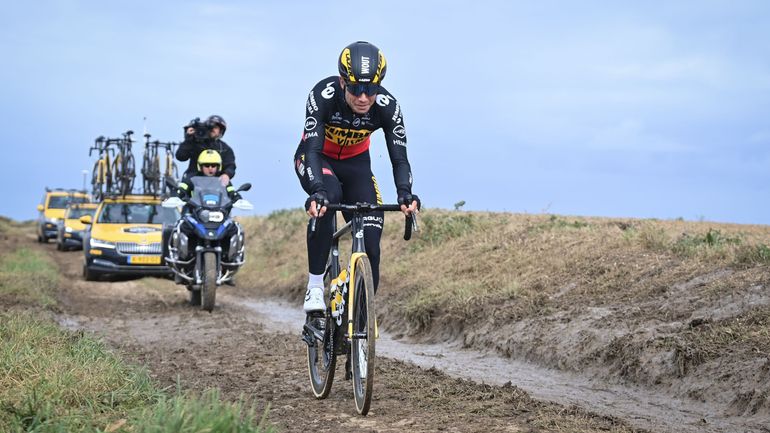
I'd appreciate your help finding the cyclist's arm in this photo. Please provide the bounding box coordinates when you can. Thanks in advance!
[379,92,413,198]
[303,80,334,196]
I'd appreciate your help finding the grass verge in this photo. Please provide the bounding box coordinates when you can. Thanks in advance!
[0,312,275,432]
[0,247,59,308]
[0,240,275,433]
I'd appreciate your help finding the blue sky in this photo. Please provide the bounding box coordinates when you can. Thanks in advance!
[2,1,769,224]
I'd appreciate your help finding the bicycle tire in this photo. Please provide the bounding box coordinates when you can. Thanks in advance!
[351,255,376,415]
[306,314,337,398]
[150,154,161,195]
[121,153,136,195]
[91,160,103,200]
[142,154,153,195]
[111,155,121,194]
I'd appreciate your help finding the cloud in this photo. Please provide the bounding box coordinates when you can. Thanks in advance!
[588,119,691,152]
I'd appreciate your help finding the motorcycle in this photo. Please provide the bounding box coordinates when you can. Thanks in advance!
[162,176,253,311]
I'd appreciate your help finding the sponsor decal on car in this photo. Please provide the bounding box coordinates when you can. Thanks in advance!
[123,226,161,234]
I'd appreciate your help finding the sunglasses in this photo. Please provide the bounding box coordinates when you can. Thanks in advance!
[201,164,219,168]
[345,81,380,96]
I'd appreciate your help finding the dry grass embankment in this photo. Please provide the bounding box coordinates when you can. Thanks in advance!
[237,209,770,416]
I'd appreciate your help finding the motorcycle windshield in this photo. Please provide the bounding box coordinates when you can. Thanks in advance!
[188,176,232,208]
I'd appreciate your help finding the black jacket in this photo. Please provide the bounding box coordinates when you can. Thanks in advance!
[176,136,236,179]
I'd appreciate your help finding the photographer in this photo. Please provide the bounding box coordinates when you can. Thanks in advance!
[176,115,236,186]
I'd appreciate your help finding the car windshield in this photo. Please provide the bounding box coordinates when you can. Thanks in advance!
[66,207,96,219]
[97,203,179,224]
[48,195,89,209]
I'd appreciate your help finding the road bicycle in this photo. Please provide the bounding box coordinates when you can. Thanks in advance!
[89,136,115,201]
[302,203,418,415]
[141,133,179,196]
[111,130,136,196]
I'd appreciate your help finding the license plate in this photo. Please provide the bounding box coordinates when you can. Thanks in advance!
[128,255,161,265]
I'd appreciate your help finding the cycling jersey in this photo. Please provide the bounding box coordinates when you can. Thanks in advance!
[297,76,413,198]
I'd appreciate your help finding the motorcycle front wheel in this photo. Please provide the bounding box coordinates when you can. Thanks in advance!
[201,251,217,312]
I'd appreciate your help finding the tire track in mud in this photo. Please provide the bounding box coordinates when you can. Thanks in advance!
[31,236,760,433]
[231,298,768,433]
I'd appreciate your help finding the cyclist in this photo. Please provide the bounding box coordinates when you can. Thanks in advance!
[294,41,420,313]
[175,149,241,202]
[177,115,236,187]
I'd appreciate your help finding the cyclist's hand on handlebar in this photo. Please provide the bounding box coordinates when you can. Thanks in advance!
[398,193,421,216]
[305,192,328,218]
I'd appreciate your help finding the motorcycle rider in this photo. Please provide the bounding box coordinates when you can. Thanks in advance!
[294,41,420,313]
[176,115,236,187]
[175,149,241,202]
[172,149,242,286]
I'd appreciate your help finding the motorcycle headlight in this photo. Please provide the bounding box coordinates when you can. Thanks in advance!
[65,226,73,233]
[90,238,116,249]
[47,218,59,224]
[208,211,224,222]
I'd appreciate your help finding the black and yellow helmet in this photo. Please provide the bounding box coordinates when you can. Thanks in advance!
[197,149,222,171]
[338,41,387,84]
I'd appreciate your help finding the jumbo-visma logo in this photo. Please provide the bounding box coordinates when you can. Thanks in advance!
[325,126,372,147]
[305,116,318,131]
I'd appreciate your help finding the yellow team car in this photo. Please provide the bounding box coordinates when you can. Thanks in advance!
[36,189,90,243]
[56,203,99,251]
[81,194,179,280]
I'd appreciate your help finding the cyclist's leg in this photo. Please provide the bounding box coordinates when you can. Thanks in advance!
[294,151,342,277]
[335,152,384,292]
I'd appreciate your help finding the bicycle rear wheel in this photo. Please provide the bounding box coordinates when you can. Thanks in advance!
[306,314,336,398]
[91,160,103,200]
[121,153,136,195]
[351,255,375,415]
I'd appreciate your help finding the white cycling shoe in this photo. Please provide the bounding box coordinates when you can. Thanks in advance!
[303,286,326,313]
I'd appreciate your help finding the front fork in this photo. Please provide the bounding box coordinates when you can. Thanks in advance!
[193,245,221,286]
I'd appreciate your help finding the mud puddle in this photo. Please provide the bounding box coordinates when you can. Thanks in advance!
[228,295,765,433]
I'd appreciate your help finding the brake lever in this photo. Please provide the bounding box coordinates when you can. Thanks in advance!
[404,212,419,241]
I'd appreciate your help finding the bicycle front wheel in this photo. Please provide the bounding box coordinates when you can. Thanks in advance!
[351,255,375,415]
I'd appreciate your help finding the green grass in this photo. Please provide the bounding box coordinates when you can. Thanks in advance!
[0,248,59,308]
[0,242,275,433]
[0,312,275,433]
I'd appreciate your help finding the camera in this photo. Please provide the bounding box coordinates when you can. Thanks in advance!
[186,117,213,141]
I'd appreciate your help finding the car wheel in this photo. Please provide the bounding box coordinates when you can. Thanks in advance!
[83,263,98,281]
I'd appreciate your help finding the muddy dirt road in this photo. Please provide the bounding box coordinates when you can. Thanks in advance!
[27,233,765,433]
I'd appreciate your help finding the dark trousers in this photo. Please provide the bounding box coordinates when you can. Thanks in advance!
[294,150,384,290]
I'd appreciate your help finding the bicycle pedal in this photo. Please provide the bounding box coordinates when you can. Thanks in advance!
[301,330,315,347]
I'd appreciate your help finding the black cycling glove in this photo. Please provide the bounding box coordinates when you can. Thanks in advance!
[398,193,421,210]
[304,191,329,212]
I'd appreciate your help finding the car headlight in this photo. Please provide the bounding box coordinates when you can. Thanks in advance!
[65,226,73,233]
[90,238,116,249]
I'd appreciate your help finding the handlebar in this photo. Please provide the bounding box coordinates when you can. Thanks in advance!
[309,203,419,241]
